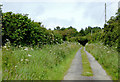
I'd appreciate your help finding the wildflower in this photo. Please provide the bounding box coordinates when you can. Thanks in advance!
[25,59,29,61]
[86,43,88,45]
[19,45,21,48]
[6,39,9,41]
[24,47,28,51]
[31,48,33,50]
[28,54,32,57]
[8,46,10,48]
[107,51,110,53]
[21,59,23,61]
[15,66,17,68]
[3,46,7,48]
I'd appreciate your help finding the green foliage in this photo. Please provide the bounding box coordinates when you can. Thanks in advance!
[101,8,119,47]
[86,43,118,80]
[81,47,93,76]
[2,42,80,80]
[77,37,88,46]
[0,49,1,81]
[79,26,101,37]
[2,12,63,47]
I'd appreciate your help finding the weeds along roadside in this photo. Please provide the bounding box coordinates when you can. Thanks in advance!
[2,42,81,80]
[0,49,2,81]
[85,42,118,80]
[81,47,93,76]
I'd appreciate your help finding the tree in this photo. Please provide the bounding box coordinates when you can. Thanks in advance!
[79,28,85,36]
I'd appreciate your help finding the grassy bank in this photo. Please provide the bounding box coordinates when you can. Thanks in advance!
[0,49,2,81]
[81,47,93,76]
[85,42,118,80]
[2,42,80,80]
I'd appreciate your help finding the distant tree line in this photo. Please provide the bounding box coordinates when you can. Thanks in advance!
[2,8,120,51]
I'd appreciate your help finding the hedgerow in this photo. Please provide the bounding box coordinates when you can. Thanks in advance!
[2,12,63,47]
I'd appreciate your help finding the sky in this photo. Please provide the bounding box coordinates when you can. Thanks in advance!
[0,0,119,31]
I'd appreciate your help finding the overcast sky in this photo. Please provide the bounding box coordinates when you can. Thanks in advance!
[0,0,119,31]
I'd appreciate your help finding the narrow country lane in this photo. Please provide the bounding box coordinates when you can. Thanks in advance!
[63,47,112,80]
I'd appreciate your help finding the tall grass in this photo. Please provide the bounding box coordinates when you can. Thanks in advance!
[85,42,118,80]
[2,42,80,80]
[0,49,2,81]
[81,47,93,76]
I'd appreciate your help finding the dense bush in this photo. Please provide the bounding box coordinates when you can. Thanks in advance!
[101,8,119,47]
[2,12,63,47]
[77,37,88,46]
[2,8,120,49]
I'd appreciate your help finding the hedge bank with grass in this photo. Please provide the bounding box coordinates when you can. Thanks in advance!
[2,42,81,80]
[85,43,118,80]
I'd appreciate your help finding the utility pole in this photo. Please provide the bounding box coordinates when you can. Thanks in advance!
[105,3,107,24]
[91,30,92,36]
[118,1,120,9]
[0,4,3,48]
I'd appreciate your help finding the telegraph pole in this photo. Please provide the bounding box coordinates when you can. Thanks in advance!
[91,30,92,36]
[105,3,107,24]
[0,4,3,48]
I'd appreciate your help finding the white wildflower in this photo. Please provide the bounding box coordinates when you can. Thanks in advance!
[21,59,23,61]
[3,46,7,48]
[31,48,33,50]
[24,47,28,51]
[107,51,110,53]
[15,66,17,68]
[28,54,32,57]
[19,45,21,48]
[8,46,10,48]
[25,59,29,61]
[86,43,88,45]
[6,39,9,41]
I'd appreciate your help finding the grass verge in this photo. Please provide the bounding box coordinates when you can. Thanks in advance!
[0,49,2,81]
[85,42,118,80]
[2,42,81,80]
[81,47,93,76]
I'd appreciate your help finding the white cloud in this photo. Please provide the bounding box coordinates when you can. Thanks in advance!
[1,1,119,31]
[1,0,119,2]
